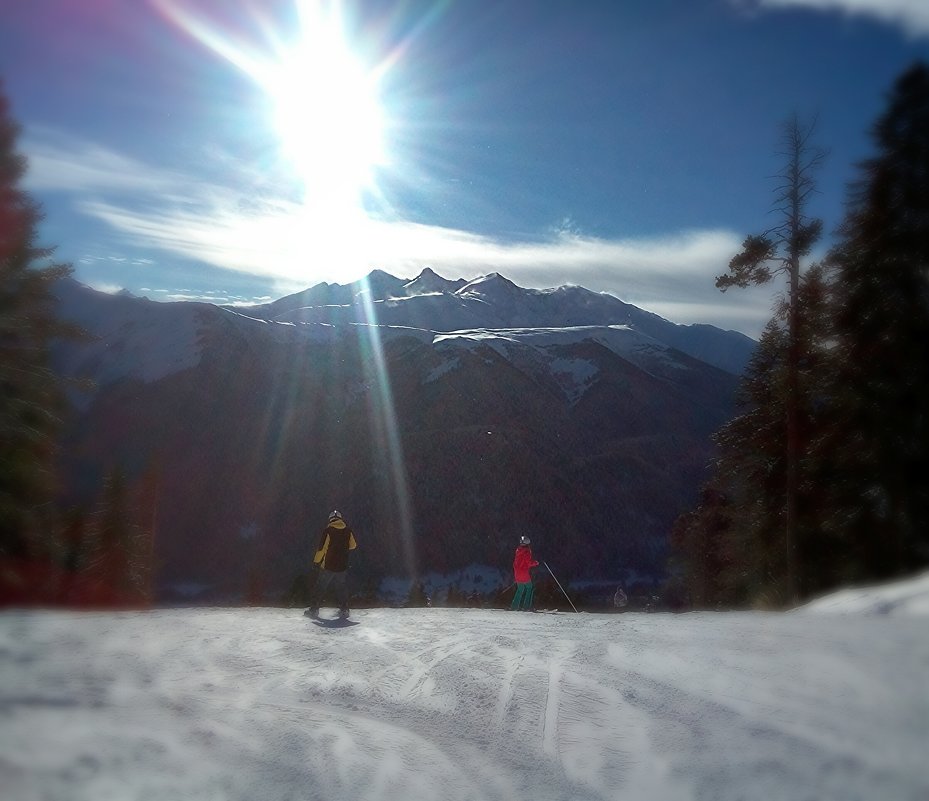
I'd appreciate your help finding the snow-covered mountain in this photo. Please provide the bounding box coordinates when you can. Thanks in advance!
[3,572,926,801]
[51,282,207,388]
[50,270,752,601]
[233,268,755,376]
[52,268,755,398]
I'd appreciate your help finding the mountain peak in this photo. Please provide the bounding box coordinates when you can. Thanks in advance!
[456,272,522,299]
[403,267,467,296]
[354,270,407,300]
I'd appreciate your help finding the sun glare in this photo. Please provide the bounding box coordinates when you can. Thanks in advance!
[156,0,388,214]
[268,3,386,208]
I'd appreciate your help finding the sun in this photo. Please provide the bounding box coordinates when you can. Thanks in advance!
[155,0,388,212]
[267,2,386,208]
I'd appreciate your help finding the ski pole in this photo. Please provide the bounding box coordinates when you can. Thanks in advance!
[543,561,578,613]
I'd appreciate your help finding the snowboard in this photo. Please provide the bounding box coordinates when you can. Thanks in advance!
[311,617,359,628]
[305,609,358,627]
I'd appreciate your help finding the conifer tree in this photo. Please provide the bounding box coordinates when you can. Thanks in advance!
[827,62,929,578]
[84,468,152,606]
[406,580,429,607]
[668,486,735,608]
[673,266,833,607]
[0,82,74,568]
[674,65,929,606]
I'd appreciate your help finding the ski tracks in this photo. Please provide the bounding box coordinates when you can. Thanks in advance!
[7,607,926,800]
[330,611,641,800]
[473,620,650,799]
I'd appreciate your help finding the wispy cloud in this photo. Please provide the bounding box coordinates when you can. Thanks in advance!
[24,130,774,336]
[23,128,188,196]
[736,0,929,38]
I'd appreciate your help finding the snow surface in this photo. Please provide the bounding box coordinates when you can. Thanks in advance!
[797,570,929,617]
[2,574,928,801]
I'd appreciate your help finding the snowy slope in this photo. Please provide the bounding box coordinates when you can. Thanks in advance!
[797,570,929,617]
[434,325,688,373]
[51,278,205,388]
[3,575,927,801]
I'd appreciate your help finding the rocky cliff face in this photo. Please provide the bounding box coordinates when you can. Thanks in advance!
[51,270,750,601]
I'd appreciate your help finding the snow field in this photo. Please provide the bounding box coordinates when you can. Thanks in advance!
[1,601,927,801]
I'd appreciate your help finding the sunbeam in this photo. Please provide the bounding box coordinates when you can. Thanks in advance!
[356,276,418,579]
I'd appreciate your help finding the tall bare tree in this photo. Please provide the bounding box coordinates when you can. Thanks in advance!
[716,116,824,603]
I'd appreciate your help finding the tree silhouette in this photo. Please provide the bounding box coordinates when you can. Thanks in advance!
[827,62,929,579]
[0,80,76,583]
[716,116,825,604]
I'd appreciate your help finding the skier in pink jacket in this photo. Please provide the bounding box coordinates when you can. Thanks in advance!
[510,536,539,611]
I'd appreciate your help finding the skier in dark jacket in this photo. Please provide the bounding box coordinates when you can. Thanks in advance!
[306,510,357,619]
[510,535,539,611]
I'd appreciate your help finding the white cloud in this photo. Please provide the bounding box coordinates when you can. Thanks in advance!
[25,131,775,337]
[738,0,929,38]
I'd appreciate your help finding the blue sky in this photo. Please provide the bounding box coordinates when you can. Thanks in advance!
[2,0,928,338]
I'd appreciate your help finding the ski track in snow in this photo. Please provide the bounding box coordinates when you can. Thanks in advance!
[1,607,927,801]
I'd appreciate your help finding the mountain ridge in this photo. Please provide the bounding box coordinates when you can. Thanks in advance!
[228,267,755,375]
